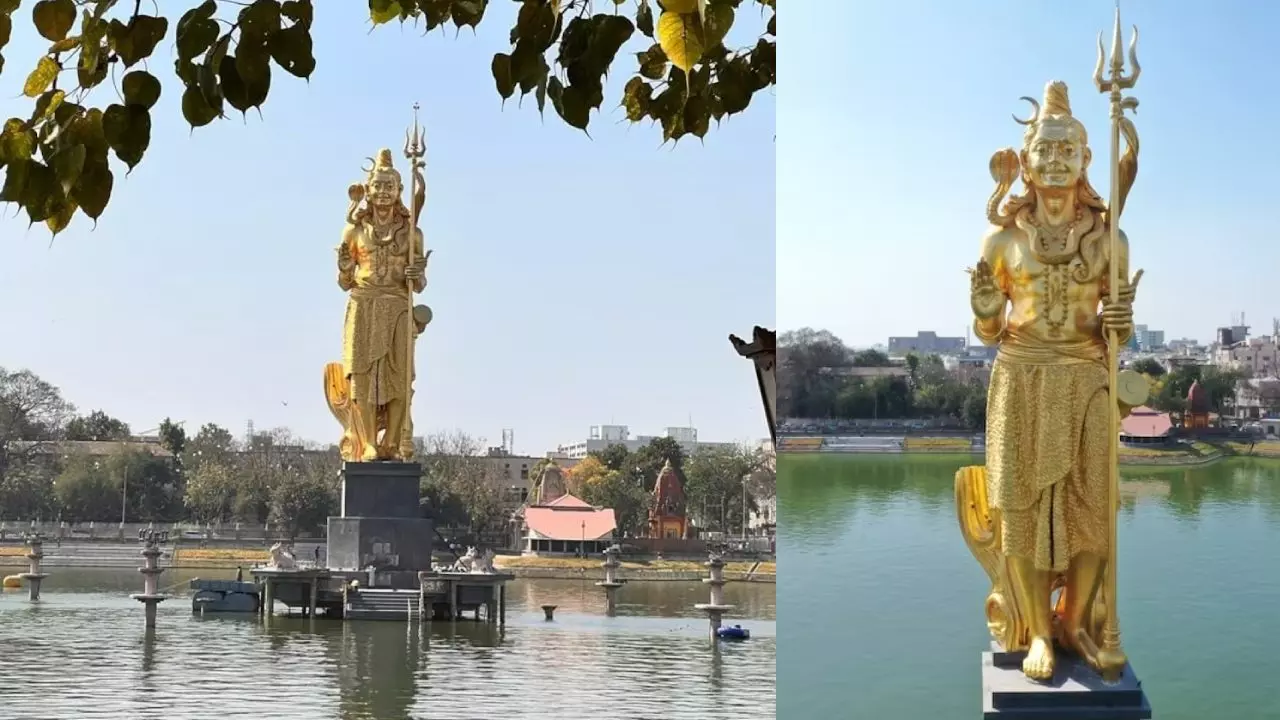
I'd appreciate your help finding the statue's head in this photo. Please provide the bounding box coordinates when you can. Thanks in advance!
[1016,81,1091,191]
[364,148,403,209]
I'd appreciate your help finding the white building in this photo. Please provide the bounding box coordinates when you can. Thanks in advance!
[553,424,742,459]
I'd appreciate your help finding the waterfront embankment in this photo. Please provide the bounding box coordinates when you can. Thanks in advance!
[0,543,776,582]
[775,435,1280,467]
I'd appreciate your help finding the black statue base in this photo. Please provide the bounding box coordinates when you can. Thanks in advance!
[339,461,422,518]
[327,461,433,577]
[982,645,1152,719]
[327,516,433,573]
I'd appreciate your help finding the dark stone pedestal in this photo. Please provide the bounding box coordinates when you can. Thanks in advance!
[327,516,433,572]
[982,646,1152,719]
[326,461,433,579]
[339,462,422,518]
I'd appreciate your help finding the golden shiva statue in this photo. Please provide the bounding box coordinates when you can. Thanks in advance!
[324,116,433,463]
[956,12,1147,685]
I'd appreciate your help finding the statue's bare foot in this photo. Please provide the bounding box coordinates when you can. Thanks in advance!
[1062,622,1100,672]
[1022,636,1055,681]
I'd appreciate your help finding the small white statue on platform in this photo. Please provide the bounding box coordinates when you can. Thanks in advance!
[451,546,477,573]
[268,542,297,570]
[472,548,496,574]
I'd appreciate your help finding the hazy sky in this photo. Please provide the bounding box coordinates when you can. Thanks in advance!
[780,0,1280,348]
[1,4,775,454]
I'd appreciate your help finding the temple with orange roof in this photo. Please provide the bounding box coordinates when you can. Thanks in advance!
[516,462,617,555]
[647,460,689,539]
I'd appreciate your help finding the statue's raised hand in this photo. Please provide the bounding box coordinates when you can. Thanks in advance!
[348,184,365,203]
[969,259,1005,319]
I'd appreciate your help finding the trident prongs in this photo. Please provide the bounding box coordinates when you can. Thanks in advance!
[403,102,426,169]
[1094,5,1140,94]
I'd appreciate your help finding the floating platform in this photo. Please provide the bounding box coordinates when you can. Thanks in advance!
[190,579,259,614]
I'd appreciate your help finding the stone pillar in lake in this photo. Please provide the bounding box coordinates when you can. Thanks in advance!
[20,534,49,601]
[130,529,169,628]
[694,551,734,639]
[595,544,625,616]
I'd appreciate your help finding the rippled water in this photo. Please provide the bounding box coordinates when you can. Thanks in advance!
[780,455,1280,719]
[0,571,775,719]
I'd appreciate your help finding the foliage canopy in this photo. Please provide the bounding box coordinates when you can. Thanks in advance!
[0,0,775,235]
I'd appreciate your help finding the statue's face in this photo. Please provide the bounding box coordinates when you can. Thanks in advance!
[367,170,400,208]
[1022,118,1089,189]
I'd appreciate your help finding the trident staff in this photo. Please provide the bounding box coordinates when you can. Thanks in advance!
[1093,4,1141,684]
[402,104,428,458]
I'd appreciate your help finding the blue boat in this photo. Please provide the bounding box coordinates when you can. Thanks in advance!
[716,625,750,640]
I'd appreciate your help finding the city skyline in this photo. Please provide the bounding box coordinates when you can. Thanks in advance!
[0,3,776,454]
[779,0,1280,346]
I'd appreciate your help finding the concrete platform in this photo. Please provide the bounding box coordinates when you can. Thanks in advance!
[982,646,1152,719]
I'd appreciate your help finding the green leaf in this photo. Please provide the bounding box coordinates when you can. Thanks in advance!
[637,44,667,80]
[102,103,151,169]
[77,40,109,88]
[176,10,219,62]
[20,160,61,223]
[23,56,59,98]
[701,4,733,49]
[45,194,76,234]
[232,41,272,111]
[0,118,36,163]
[109,15,169,67]
[49,141,85,192]
[0,0,19,13]
[66,107,107,153]
[766,12,774,36]
[549,79,591,131]
[174,58,198,85]
[451,0,487,29]
[513,45,548,95]
[269,24,315,78]
[121,70,161,110]
[715,55,753,114]
[32,0,75,42]
[0,158,29,203]
[70,153,112,221]
[558,17,590,67]
[750,37,775,88]
[282,0,314,29]
[515,0,557,51]
[683,94,710,138]
[369,0,401,25]
[621,76,652,122]
[240,0,282,37]
[31,89,65,122]
[0,15,11,49]
[181,84,219,128]
[236,29,272,85]
[636,1,654,37]
[421,0,451,30]
[47,35,79,53]
[200,35,230,111]
[490,53,515,101]
[585,14,634,71]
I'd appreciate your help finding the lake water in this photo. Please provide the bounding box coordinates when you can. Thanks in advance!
[780,454,1280,719]
[0,570,776,719]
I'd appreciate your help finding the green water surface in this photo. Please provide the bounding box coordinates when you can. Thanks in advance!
[779,454,1280,719]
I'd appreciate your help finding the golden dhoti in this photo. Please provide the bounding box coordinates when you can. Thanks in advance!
[986,339,1110,572]
[343,287,411,406]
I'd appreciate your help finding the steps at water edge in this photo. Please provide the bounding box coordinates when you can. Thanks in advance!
[345,590,420,620]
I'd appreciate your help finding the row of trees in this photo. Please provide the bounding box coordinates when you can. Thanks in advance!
[1130,359,1243,417]
[778,328,987,428]
[778,329,1252,428]
[0,367,774,539]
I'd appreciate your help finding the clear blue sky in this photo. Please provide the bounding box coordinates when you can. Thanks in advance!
[780,0,1280,348]
[1,4,775,454]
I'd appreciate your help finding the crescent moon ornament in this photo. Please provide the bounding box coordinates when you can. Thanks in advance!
[1012,96,1041,126]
